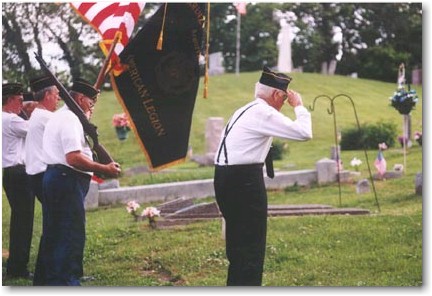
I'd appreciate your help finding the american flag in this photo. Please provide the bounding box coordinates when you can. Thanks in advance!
[374,150,387,176]
[70,2,145,75]
[234,2,247,15]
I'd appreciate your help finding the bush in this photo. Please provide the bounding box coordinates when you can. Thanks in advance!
[272,140,289,160]
[340,121,397,150]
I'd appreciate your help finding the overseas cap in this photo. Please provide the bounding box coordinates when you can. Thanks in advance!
[30,75,55,93]
[3,82,24,97]
[71,78,99,101]
[259,66,292,92]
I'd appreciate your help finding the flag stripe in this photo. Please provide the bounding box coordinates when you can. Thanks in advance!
[70,2,145,74]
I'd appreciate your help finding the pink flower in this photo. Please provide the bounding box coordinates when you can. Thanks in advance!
[142,207,161,218]
[378,142,388,151]
[112,113,131,128]
[126,200,140,214]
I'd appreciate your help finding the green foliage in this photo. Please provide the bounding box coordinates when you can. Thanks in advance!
[357,46,411,83]
[340,121,397,150]
[272,140,289,160]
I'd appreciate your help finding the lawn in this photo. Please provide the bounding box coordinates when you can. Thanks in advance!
[2,71,423,286]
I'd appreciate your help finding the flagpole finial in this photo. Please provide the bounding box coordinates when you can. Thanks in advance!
[157,3,168,51]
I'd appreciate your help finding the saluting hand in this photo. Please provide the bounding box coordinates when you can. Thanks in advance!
[286,90,303,107]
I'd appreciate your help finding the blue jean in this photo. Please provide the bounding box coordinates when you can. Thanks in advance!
[38,165,90,286]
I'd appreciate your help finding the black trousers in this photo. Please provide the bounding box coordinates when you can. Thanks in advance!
[214,164,268,286]
[2,165,35,276]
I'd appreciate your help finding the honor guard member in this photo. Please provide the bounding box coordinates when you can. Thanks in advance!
[19,92,38,120]
[2,82,34,279]
[213,66,312,286]
[24,75,61,285]
[38,78,121,286]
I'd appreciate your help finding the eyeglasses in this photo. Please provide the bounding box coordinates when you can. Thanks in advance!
[280,91,288,102]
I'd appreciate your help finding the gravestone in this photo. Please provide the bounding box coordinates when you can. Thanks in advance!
[84,180,99,210]
[206,117,224,158]
[412,68,422,85]
[356,179,370,194]
[330,145,341,160]
[165,202,221,219]
[316,158,337,184]
[209,52,225,76]
[415,172,422,196]
[192,117,224,166]
[157,196,194,215]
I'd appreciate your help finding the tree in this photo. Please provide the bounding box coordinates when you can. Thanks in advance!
[209,3,281,73]
[2,3,102,85]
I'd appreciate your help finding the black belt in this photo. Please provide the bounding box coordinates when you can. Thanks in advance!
[3,164,25,169]
[215,163,263,169]
[47,164,91,181]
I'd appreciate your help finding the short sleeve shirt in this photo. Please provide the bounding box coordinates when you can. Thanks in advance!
[2,111,28,168]
[42,106,93,175]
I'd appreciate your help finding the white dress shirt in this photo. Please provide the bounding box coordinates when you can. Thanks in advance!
[25,108,54,175]
[2,111,28,168]
[214,98,312,165]
[42,106,93,175]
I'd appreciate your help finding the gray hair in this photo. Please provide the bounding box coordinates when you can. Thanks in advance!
[34,85,57,102]
[255,82,276,99]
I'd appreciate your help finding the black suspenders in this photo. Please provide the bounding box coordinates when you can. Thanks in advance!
[216,103,258,165]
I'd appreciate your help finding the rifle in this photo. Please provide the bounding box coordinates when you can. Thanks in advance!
[34,53,114,166]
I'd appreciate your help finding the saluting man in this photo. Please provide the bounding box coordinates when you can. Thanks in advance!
[24,75,61,285]
[213,66,313,286]
[37,79,121,286]
[2,82,34,279]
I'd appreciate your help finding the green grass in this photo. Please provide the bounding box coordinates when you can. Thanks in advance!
[2,72,423,286]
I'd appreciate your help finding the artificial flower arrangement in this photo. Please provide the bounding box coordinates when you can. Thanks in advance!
[112,113,131,128]
[350,157,362,172]
[389,86,419,115]
[112,113,131,140]
[414,131,422,146]
[126,200,161,228]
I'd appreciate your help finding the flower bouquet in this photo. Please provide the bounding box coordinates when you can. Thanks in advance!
[389,87,419,115]
[350,157,362,172]
[112,113,131,140]
[414,131,422,146]
[126,201,161,228]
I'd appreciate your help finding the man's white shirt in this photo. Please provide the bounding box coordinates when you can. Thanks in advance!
[2,111,28,168]
[214,98,312,165]
[42,106,93,175]
[25,108,54,175]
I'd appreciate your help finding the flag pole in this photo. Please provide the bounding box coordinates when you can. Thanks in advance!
[94,32,121,89]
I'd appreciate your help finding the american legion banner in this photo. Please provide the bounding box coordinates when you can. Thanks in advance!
[111,3,207,170]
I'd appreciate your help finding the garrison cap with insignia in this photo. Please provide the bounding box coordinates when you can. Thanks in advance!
[259,66,292,92]
[2,82,24,97]
[71,78,99,101]
[30,75,56,93]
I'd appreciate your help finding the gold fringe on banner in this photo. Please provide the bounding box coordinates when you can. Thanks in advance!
[203,2,210,98]
[157,3,168,51]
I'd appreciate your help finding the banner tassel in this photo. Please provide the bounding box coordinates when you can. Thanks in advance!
[203,2,210,98]
[157,3,168,51]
